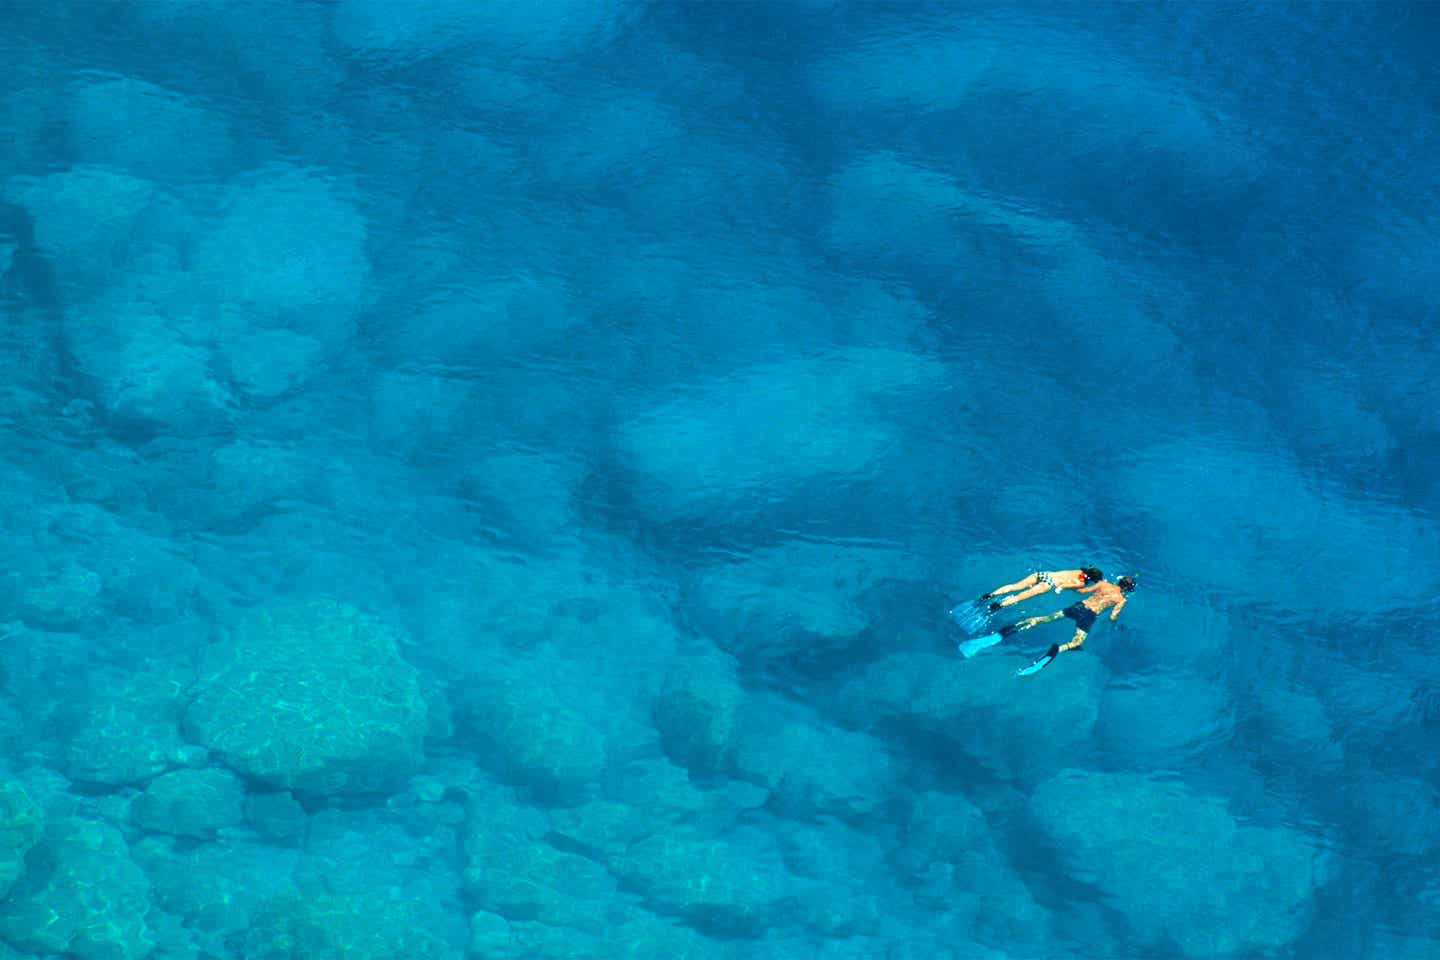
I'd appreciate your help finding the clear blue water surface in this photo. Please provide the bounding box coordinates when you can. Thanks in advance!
[0,2,1436,959]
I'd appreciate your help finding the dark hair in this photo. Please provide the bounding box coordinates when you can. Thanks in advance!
[1081,566,1103,584]
[1117,576,1136,592]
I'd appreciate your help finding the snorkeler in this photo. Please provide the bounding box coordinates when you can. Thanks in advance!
[980,566,1104,611]
[1003,575,1136,675]
[950,566,1103,637]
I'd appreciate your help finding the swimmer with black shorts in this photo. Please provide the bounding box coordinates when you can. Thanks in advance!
[998,576,1136,675]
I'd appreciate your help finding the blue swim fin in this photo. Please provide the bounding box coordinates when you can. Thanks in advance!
[958,632,1003,658]
[1015,644,1060,677]
[948,599,993,636]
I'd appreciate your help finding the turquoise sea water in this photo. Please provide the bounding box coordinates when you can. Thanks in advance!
[1,2,1436,958]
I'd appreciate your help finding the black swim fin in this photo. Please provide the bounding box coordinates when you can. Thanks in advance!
[1015,643,1060,677]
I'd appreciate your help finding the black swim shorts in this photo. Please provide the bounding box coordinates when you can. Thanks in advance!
[1062,603,1098,632]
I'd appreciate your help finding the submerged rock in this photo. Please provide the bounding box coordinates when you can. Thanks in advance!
[184,599,427,796]
[1029,769,1327,957]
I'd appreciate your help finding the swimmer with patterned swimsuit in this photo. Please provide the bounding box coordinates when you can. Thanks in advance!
[999,576,1137,675]
[979,566,1104,611]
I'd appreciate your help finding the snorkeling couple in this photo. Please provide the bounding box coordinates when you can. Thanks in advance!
[953,566,1136,675]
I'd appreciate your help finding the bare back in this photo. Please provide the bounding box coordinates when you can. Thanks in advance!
[1082,580,1127,613]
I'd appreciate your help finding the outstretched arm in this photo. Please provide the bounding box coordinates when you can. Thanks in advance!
[1109,598,1127,622]
[1077,584,1100,595]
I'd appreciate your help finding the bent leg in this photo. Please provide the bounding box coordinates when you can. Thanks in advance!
[1060,629,1087,652]
[1007,611,1063,635]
